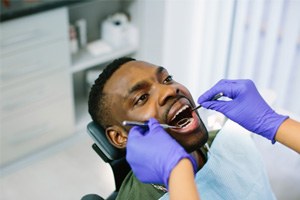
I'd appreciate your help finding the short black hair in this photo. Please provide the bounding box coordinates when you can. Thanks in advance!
[88,57,136,129]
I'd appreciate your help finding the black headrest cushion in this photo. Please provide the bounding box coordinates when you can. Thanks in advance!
[87,121,125,161]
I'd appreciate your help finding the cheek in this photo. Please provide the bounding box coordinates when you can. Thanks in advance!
[178,85,194,99]
[127,113,147,121]
[126,102,159,122]
[111,108,127,124]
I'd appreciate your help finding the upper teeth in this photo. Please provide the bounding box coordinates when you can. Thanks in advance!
[171,105,189,121]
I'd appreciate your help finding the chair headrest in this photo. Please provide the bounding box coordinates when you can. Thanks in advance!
[87,121,125,161]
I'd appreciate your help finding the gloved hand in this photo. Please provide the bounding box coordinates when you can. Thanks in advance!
[126,118,197,188]
[197,79,288,143]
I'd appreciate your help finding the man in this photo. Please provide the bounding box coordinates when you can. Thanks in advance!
[88,57,275,199]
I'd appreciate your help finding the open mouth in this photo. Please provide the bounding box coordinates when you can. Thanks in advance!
[169,105,194,128]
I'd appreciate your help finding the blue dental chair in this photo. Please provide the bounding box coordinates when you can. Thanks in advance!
[81,121,131,200]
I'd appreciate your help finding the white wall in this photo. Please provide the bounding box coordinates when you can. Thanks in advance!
[162,0,206,99]
[129,0,166,65]
[162,0,235,100]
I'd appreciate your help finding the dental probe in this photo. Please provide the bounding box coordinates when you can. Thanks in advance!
[123,92,224,129]
[122,121,180,129]
[191,92,224,111]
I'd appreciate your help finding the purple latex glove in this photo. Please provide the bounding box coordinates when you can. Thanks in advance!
[126,118,197,188]
[197,79,288,143]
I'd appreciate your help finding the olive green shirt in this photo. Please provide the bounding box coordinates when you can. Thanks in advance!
[116,130,219,200]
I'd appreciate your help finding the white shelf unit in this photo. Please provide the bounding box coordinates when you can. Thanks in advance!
[71,44,138,73]
[0,8,75,167]
[67,0,140,129]
[0,1,139,168]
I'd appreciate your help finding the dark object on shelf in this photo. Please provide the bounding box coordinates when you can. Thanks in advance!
[0,0,83,22]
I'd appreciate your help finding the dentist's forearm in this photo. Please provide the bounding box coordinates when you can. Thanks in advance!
[169,158,200,200]
[275,118,300,153]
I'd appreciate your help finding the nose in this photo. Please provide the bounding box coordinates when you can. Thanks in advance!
[157,84,179,106]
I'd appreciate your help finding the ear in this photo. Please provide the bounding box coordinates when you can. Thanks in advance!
[106,125,128,149]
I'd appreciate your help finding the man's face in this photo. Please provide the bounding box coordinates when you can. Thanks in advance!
[103,61,208,152]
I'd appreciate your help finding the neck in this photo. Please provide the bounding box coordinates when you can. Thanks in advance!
[191,149,206,170]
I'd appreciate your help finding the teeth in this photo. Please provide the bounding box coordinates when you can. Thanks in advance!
[179,118,193,128]
[177,118,191,127]
[171,105,189,121]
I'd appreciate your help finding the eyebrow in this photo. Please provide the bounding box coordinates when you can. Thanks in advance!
[156,66,166,76]
[126,66,167,98]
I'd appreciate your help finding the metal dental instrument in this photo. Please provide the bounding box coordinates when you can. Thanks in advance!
[123,92,224,129]
[191,92,224,111]
[122,121,180,129]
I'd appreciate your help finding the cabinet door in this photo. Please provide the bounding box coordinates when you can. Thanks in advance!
[0,8,68,56]
[1,41,69,86]
[1,97,74,165]
[0,8,75,167]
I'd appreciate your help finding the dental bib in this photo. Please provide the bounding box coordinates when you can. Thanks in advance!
[160,120,276,200]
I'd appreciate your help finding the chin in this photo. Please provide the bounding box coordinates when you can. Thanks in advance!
[170,120,208,153]
[184,128,208,153]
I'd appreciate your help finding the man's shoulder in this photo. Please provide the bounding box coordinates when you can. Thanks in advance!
[116,171,166,200]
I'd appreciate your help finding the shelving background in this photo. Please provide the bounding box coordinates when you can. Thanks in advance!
[0,0,139,169]
[71,45,138,73]
[0,8,75,168]
[68,0,138,129]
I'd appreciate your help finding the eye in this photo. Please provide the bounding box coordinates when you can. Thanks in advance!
[163,75,173,84]
[135,94,149,106]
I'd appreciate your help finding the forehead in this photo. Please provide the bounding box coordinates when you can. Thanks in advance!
[103,61,163,95]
